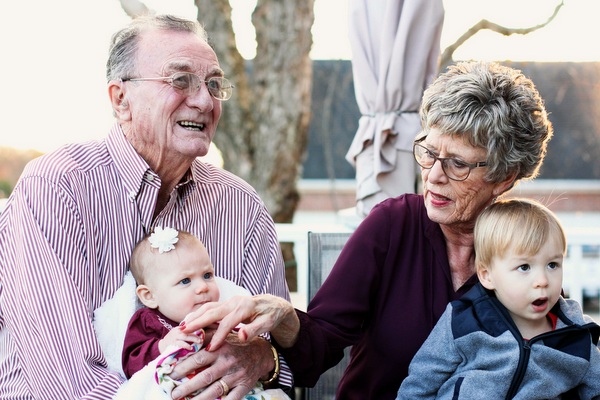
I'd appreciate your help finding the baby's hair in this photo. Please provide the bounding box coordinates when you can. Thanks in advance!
[130,229,198,284]
[474,198,566,271]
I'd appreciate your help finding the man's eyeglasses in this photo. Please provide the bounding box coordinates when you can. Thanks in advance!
[413,142,487,181]
[122,72,234,101]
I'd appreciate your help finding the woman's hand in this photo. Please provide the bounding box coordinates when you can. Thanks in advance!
[169,334,273,400]
[180,294,300,350]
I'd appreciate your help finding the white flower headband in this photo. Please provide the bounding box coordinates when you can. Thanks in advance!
[149,226,179,253]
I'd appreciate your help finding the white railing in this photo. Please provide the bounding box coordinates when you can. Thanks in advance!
[562,228,600,306]
[276,221,353,310]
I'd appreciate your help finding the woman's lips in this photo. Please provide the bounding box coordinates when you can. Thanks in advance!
[431,192,449,200]
[428,190,451,206]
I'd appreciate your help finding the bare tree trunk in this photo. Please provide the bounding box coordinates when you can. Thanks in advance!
[250,0,314,222]
[195,1,256,178]
[196,0,314,224]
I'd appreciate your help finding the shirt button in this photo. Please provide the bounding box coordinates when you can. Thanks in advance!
[145,173,154,182]
[128,191,136,200]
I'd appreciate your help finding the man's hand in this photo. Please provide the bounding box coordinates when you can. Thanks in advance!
[169,334,274,400]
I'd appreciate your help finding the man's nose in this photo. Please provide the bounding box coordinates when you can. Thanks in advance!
[186,82,215,112]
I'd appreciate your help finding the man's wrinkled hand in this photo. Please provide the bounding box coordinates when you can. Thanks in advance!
[169,334,274,400]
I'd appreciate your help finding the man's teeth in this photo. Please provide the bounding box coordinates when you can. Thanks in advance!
[179,121,204,130]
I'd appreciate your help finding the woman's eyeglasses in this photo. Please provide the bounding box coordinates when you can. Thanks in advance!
[413,143,487,181]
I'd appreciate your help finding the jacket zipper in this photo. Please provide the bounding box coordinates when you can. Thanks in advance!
[505,324,592,398]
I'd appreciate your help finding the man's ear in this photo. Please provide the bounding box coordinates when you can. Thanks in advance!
[108,80,131,121]
[477,267,495,290]
[136,285,158,309]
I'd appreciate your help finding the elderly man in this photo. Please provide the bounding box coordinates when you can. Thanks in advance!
[0,14,290,400]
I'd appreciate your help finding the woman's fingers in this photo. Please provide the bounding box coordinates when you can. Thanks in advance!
[180,294,298,350]
[182,298,241,331]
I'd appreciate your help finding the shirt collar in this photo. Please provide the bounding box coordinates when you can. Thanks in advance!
[547,311,558,330]
[106,123,152,200]
[106,123,197,200]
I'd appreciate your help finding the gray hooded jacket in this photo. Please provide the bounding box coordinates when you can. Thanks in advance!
[397,283,600,400]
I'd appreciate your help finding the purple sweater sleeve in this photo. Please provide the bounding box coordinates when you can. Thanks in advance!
[277,200,395,385]
[122,308,173,379]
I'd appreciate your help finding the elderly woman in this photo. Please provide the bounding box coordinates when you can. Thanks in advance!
[175,61,553,400]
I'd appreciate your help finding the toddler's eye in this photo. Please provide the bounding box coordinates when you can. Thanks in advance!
[179,277,191,285]
[547,262,559,270]
[517,264,530,272]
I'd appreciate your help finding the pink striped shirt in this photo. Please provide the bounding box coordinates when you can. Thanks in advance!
[0,124,292,399]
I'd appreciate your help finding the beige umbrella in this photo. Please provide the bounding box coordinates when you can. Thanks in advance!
[346,0,444,217]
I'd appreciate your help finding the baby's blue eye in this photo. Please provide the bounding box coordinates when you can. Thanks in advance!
[180,277,191,285]
[203,272,213,280]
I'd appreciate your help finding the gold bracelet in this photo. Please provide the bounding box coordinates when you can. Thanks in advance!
[259,342,280,385]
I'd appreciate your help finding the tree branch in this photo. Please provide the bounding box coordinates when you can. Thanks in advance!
[440,0,564,67]
[119,0,151,19]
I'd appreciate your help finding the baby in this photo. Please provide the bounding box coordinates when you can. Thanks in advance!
[122,227,218,378]
[93,227,289,399]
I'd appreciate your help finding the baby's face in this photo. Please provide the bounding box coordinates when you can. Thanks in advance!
[145,241,220,323]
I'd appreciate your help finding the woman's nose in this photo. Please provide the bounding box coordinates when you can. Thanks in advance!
[425,159,448,183]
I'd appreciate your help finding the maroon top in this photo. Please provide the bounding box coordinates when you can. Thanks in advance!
[122,307,178,378]
[278,194,478,399]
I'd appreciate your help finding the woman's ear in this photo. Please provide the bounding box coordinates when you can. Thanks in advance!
[477,266,495,290]
[492,171,518,198]
[108,80,131,121]
[136,285,158,309]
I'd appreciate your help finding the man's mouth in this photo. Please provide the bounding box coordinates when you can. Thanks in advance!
[179,121,205,131]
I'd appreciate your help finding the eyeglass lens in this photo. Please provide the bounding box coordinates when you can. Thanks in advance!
[171,72,233,101]
[413,144,471,181]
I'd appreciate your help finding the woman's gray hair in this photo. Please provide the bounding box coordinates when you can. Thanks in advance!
[106,14,208,82]
[419,61,553,184]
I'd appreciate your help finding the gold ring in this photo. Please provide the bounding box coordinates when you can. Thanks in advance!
[218,379,229,396]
